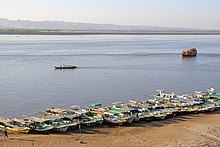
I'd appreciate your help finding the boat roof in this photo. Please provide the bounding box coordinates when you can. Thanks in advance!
[155,89,165,92]
[28,117,48,123]
[131,106,146,111]
[86,103,102,109]
[112,101,123,105]
[210,94,220,99]
[128,99,142,104]
[39,115,61,121]
[104,110,120,115]
[104,108,129,115]
[186,100,201,105]
[46,108,66,113]
[183,48,197,51]
[70,105,81,110]
[0,117,9,123]
[71,109,88,114]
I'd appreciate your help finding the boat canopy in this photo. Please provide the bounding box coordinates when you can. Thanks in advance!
[0,117,9,123]
[28,117,48,123]
[70,105,81,110]
[46,108,66,114]
[112,101,124,106]
[39,115,61,121]
[209,94,220,99]
[104,108,131,115]
[86,103,102,109]
[71,109,88,115]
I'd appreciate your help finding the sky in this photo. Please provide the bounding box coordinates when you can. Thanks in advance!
[0,0,219,29]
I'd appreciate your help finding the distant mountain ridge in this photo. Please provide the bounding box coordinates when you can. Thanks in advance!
[0,18,208,32]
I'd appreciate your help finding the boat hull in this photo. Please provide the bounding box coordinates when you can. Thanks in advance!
[104,118,126,126]
[104,121,125,126]
[0,126,30,134]
[153,115,167,120]
[182,48,197,57]
[53,126,69,132]
[54,65,77,69]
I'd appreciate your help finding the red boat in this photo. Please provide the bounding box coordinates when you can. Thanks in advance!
[182,48,197,57]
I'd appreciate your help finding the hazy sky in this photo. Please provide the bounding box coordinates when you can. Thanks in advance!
[0,0,219,29]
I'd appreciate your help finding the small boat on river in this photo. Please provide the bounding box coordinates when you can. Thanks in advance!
[182,48,197,57]
[54,64,77,69]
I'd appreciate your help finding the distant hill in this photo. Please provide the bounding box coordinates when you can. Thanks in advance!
[0,18,207,32]
[0,18,220,35]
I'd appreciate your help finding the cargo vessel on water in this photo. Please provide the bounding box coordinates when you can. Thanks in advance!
[182,48,197,57]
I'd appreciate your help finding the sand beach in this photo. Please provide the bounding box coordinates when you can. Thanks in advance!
[1,111,219,147]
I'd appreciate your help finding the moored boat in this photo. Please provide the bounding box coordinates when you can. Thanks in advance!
[27,117,54,134]
[0,117,30,134]
[44,107,67,116]
[141,112,154,121]
[103,110,127,126]
[0,87,219,134]
[86,103,105,125]
[70,105,97,128]
[104,117,126,126]
[152,112,167,120]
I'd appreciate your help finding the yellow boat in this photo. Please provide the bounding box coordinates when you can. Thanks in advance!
[0,117,30,134]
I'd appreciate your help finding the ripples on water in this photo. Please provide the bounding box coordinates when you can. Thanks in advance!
[0,35,220,117]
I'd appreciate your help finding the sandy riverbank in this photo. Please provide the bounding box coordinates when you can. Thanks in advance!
[0,111,220,147]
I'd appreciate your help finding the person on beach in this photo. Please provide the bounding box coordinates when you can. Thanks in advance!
[4,126,8,140]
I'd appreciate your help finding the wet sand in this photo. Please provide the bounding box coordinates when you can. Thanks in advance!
[1,111,220,147]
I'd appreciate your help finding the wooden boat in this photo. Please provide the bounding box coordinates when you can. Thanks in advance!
[186,107,199,114]
[103,110,127,126]
[43,108,80,131]
[206,103,216,112]
[182,48,197,57]
[128,100,153,120]
[0,125,30,134]
[215,103,220,110]
[39,115,73,132]
[80,117,97,128]
[153,105,173,118]
[44,107,68,116]
[0,117,30,134]
[104,118,126,126]
[27,117,54,134]
[111,103,137,123]
[141,113,154,121]
[153,113,167,120]
[70,106,97,128]
[207,94,220,110]
[154,90,177,101]
[54,64,77,69]
[110,106,134,124]
[130,107,143,122]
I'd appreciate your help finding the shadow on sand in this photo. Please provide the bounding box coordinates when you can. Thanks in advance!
[118,111,220,129]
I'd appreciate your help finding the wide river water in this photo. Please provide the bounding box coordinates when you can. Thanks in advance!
[0,35,220,117]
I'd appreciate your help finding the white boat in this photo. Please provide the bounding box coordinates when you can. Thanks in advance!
[54,64,77,69]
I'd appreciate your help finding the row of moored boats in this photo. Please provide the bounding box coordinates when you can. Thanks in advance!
[0,88,220,134]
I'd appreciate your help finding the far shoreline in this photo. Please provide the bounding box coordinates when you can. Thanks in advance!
[1,31,220,35]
